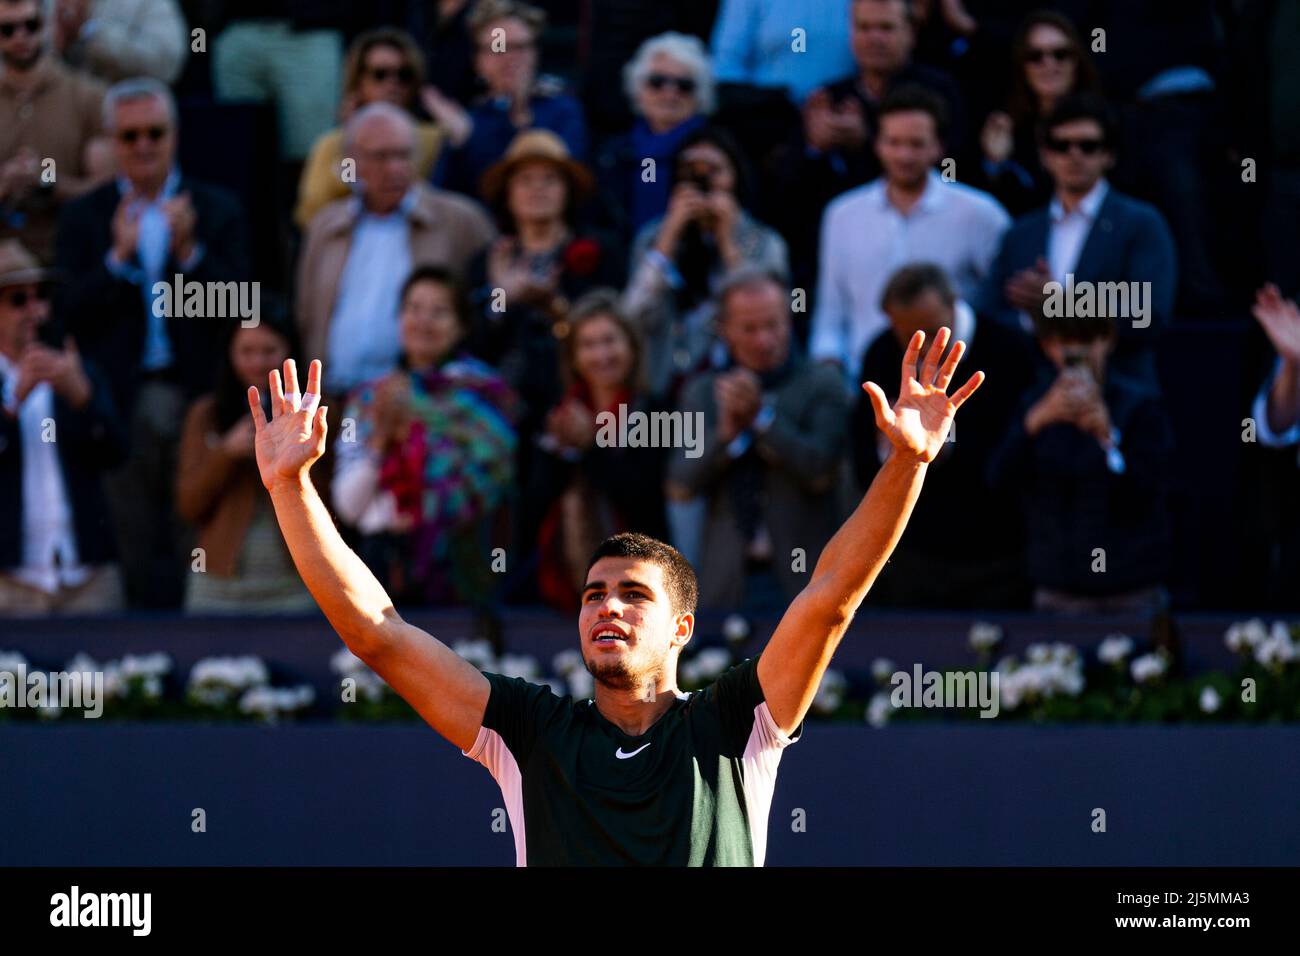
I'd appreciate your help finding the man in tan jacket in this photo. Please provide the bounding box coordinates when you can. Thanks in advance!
[296,102,495,398]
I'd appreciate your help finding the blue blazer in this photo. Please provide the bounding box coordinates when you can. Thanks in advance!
[976,187,1177,385]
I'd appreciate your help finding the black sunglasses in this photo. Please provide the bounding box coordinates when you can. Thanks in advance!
[0,14,41,38]
[117,125,168,144]
[1045,135,1106,155]
[1,285,50,308]
[365,65,415,84]
[1025,45,1074,65]
[646,73,697,95]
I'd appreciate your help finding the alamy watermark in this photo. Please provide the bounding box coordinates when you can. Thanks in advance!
[890,664,1000,718]
[595,403,704,459]
[151,273,260,327]
[1043,274,1152,328]
[0,665,103,718]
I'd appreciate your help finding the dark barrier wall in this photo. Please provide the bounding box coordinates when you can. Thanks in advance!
[2,724,1297,866]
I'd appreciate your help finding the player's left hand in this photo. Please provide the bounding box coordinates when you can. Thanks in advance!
[862,327,984,463]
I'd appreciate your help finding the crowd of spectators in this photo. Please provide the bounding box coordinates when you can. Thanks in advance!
[2,0,1298,625]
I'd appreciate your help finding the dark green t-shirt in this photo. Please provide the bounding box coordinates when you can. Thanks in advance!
[462,657,802,866]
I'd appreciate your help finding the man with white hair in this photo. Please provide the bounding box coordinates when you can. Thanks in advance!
[296,101,495,400]
[54,75,249,608]
[0,0,113,261]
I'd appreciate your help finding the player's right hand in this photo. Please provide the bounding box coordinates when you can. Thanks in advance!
[247,357,328,493]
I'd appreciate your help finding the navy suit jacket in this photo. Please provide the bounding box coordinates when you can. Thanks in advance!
[976,186,1177,386]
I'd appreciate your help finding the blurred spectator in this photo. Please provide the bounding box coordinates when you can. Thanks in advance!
[709,0,855,106]
[296,103,495,399]
[212,1,344,162]
[977,93,1176,388]
[410,0,478,107]
[668,268,848,612]
[55,77,250,609]
[852,263,1035,607]
[1251,283,1300,448]
[987,304,1172,613]
[295,28,445,229]
[0,238,127,614]
[465,130,618,460]
[1248,282,1300,602]
[1078,0,1227,316]
[810,86,1008,376]
[592,32,713,248]
[333,264,517,609]
[427,0,589,197]
[53,0,189,84]
[623,125,788,401]
[960,9,1099,217]
[770,0,965,296]
[176,302,314,613]
[576,0,719,137]
[0,0,112,263]
[526,290,669,610]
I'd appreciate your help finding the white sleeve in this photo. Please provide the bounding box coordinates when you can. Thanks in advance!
[331,452,383,526]
[1253,360,1300,448]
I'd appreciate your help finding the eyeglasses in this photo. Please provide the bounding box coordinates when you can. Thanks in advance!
[1044,135,1106,155]
[116,125,168,144]
[1026,45,1074,65]
[0,15,41,38]
[646,73,697,95]
[365,65,415,84]
[1,285,50,308]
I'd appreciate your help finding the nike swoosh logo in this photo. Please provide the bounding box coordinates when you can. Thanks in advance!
[615,743,652,759]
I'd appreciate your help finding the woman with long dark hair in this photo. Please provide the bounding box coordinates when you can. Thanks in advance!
[962,10,1100,216]
[622,124,789,402]
[177,301,313,612]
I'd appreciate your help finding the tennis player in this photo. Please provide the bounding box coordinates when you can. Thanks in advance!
[248,328,982,865]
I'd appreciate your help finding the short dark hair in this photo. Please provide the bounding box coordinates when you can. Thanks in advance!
[878,84,949,143]
[585,532,698,617]
[398,264,471,354]
[880,263,956,312]
[1030,300,1117,343]
[1039,92,1119,152]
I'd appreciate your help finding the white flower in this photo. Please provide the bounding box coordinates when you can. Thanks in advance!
[120,653,171,678]
[1199,686,1221,714]
[551,649,584,676]
[1130,652,1167,684]
[497,654,539,681]
[1253,627,1296,669]
[452,639,496,672]
[1049,642,1078,665]
[968,622,1003,652]
[722,614,750,643]
[866,692,894,728]
[692,648,732,680]
[66,652,100,674]
[1026,643,1051,665]
[811,669,846,715]
[1097,634,1134,665]
[678,659,700,685]
[0,650,29,674]
[238,684,314,721]
[870,658,896,684]
[1225,618,1268,653]
[188,655,270,706]
[330,647,369,676]
[566,668,594,700]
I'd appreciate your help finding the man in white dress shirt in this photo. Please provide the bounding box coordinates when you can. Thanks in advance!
[810,85,1010,379]
[0,240,127,613]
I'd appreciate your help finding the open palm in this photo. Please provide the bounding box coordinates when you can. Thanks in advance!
[862,328,984,463]
[247,358,329,491]
[1253,284,1300,365]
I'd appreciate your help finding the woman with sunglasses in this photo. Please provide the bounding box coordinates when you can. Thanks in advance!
[294,28,444,229]
[961,10,1100,217]
[592,32,714,250]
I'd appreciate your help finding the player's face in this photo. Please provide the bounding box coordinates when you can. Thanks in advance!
[579,558,689,690]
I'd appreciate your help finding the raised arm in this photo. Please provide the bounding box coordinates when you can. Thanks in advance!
[248,358,488,751]
[756,329,984,734]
